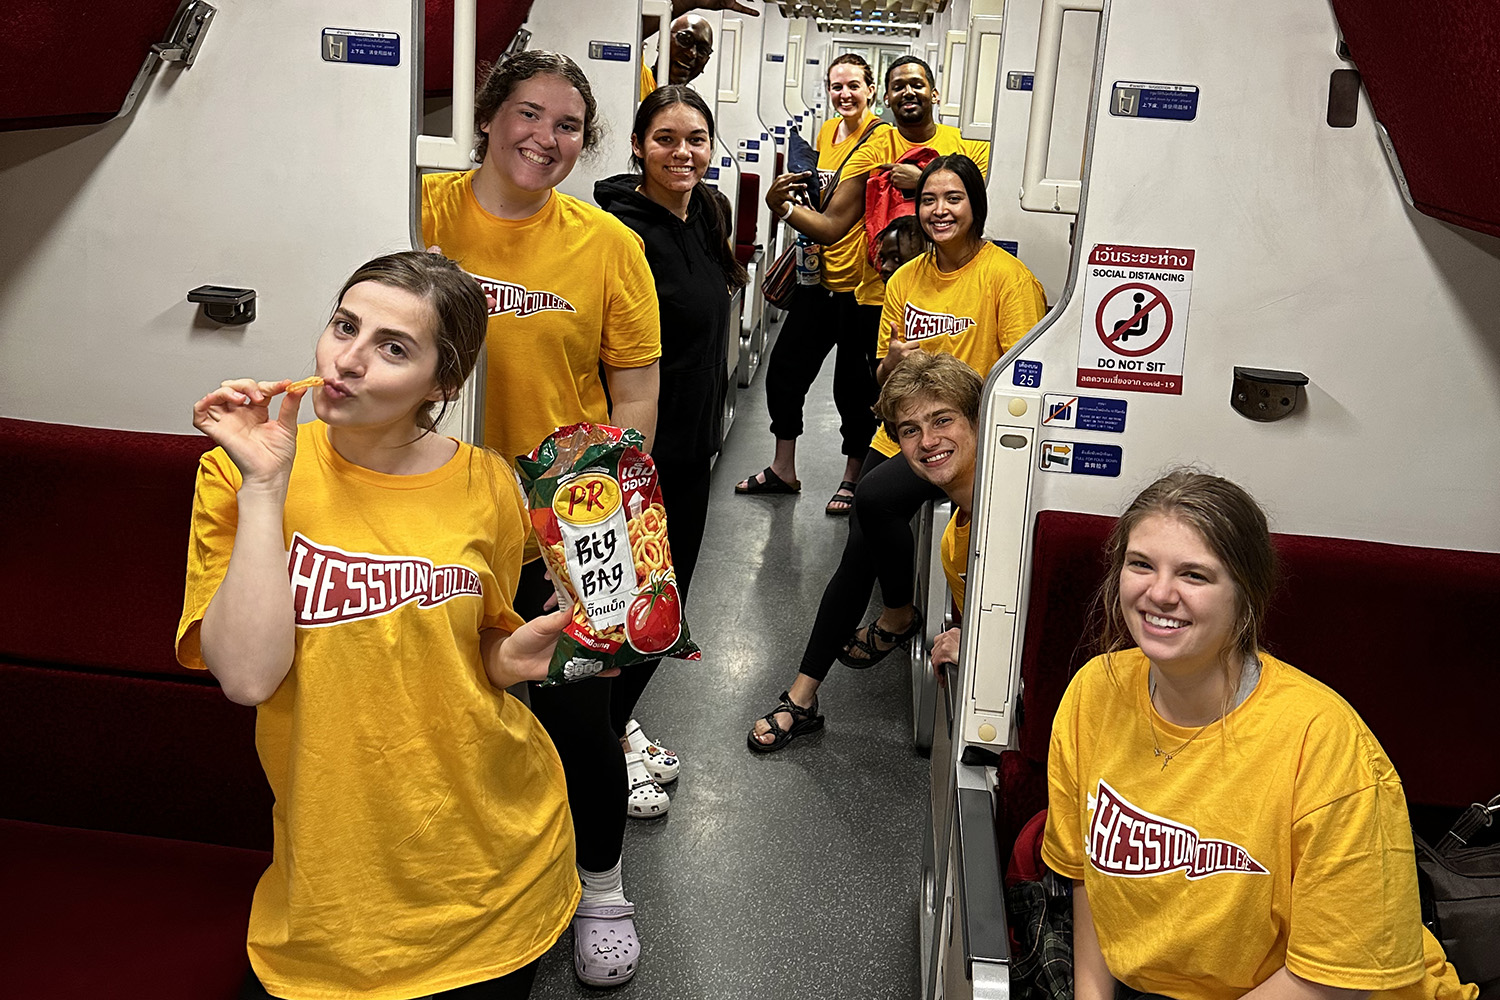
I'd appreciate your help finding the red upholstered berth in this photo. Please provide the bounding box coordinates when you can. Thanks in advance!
[996,510,1500,863]
[1329,0,1500,239]
[0,417,271,999]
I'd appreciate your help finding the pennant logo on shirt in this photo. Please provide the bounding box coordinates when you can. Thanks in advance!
[1087,780,1269,880]
[286,533,483,628]
[903,302,975,342]
[473,275,576,320]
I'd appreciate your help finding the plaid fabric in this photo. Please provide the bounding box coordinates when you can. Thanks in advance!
[1006,870,1074,1000]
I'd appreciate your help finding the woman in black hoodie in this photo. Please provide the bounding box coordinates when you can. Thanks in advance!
[594,86,748,810]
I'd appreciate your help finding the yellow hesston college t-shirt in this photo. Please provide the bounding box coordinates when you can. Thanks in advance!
[1041,649,1472,1000]
[843,123,991,307]
[422,171,662,465]
[871,242,1045,455]
[816,113,885,293]
[941,511,970,616]
[176,422,579,1000]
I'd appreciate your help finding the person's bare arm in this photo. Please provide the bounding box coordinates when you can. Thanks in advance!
[1072,881,1115,1000]
[1240,969,1370,1000]
[645,0,759,38]
[876,334,921,385]
[480,610,570,689]
[773,173,870,246]
[194,379,310,705]
[605,361,661,451]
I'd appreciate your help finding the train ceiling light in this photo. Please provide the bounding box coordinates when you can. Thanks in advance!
[777,0,943,29]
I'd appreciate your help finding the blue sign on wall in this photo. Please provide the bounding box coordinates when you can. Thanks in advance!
[1012,359,1043,388]
[1042,394,1128,433]
[322,28,400,66]
[587,41,631,62]
[1111,82,1199,121]
[1040,441,1123,477]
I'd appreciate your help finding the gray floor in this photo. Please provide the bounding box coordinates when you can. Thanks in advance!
[530,327,930,998]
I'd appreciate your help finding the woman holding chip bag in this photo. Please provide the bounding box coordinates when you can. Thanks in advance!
[422,50,664,989]
[176,252,578,999]
[593,83,748,809]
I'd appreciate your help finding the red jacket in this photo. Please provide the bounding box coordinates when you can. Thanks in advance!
[863,145,940,267]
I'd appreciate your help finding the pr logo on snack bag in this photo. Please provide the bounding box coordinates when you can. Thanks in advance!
[553,472,621,527]
[554,471,634,631]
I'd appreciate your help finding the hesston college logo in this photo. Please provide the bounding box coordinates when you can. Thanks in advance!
[903,302,975,342]
[287,533,483,628]
[473,275,576,319]
[1088,780,1268,881]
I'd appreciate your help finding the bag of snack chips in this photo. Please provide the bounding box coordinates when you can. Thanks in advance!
[518,423,701,685]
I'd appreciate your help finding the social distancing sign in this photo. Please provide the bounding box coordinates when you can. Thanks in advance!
[1076,245,1195,394]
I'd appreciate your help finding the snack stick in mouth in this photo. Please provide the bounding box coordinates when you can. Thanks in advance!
[286,376,325,392]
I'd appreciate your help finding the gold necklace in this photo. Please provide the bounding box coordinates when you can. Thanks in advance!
[1147,677,1213,770]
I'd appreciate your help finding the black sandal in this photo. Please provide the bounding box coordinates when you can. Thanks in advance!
[735,466,801,495]
[746,690,825,754]
[838,611,923,669]
[825,480,858,516]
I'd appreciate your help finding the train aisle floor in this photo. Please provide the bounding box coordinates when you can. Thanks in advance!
[530,336,930,999]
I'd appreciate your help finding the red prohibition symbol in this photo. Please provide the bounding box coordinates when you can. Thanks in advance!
[1096,282,1173,357]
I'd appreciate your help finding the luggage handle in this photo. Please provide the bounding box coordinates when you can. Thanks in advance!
[1019,0,1104,214]
[1435,793,1500,854]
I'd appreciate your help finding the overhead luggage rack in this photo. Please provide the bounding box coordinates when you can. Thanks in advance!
[1330,0,1500,239]
[0,0,190,131]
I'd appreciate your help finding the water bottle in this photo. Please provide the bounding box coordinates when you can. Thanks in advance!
[794,233,822,286]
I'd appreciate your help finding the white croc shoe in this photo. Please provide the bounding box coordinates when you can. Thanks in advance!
[625,751,669,819]
[624,719,680,784]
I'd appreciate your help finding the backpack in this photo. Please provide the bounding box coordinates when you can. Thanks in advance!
[863,144,940,268]
[1415,796,1500,996]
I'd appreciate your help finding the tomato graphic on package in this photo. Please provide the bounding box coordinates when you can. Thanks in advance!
[626,575,682,655]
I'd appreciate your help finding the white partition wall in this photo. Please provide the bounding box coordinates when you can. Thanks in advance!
[0,0,419,433]
[723,13,775,254]
[982,0,1098,300]
[799,21,831,130]
[522,2,641,202]
[783,17,814,142]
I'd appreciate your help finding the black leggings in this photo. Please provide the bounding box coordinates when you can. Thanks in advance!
[608,451,711,733]
[240,960,539,1000]
[517,560,626,874]
[764,284,880,458]
[522,451,714,872]
[796,449,945,682]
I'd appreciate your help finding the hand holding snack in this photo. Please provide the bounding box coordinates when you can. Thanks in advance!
[482,609,618,689]
[518,423,701,684]
[192,377,318,486]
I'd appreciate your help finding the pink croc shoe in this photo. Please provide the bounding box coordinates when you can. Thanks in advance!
[573,901,640,987]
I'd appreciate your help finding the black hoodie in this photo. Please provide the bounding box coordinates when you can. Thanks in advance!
[595,174,731,462]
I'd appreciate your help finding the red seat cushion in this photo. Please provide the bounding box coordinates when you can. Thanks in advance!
[0,818,268,1000]
[735,172,761,248]
[0,661,271,849]
[0,418,213,679]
